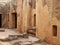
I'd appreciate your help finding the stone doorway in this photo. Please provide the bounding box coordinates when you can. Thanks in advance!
[12,13,17,28]
[14,13,17,28]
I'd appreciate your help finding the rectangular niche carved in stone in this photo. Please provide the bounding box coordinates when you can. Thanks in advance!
[52,25,57,37]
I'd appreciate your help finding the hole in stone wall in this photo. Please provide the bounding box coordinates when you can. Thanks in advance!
[53,25,57,37]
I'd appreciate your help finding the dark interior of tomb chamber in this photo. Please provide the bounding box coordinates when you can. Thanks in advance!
[15,13,17,28]
[12,13,17,28]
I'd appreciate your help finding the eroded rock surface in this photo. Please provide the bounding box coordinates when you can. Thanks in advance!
[0,29,52,45]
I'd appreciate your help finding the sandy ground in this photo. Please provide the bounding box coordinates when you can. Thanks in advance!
[0,28,20,39]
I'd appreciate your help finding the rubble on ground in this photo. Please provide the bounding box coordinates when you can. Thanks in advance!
[0,29,52,45]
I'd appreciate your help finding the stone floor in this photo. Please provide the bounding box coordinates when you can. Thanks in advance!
[0,29,52,45]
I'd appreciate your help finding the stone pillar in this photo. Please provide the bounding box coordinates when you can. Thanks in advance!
[17,0,23,33]
[9,14,12,29]
[36,0,44,39]
[9,2,14,29]
[22,0,31,33]
[2,14,9,28]
[36,0,50,39]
